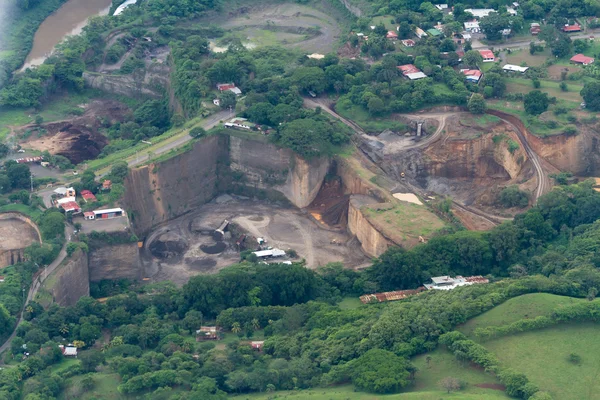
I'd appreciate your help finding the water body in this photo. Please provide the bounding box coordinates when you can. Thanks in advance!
[22,0,113,70]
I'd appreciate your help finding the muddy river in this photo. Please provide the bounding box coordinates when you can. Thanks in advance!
[22,0,113,70]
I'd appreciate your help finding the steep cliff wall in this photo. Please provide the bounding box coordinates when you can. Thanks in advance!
[347,195,390,257]
[89,243,141,282]
[338,0,363,16]
[487,109,600,176]
[83,61,169,99]
[124,135,227,236]
[0,212,42,269]
[228,135,330,208]
[50,249,89,307]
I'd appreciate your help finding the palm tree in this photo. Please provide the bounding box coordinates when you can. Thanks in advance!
[231,322,241,334]
[251,318,260,331]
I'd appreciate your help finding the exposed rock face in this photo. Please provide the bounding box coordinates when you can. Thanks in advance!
[124,134,329,236]
[0,212,42,269]
[338,0,363,16]
[89,243,141,282]
[487,109,600,176]
[50,249,89,307]
[83,61,169,100]
[347,195,390,257]
[124,135,228,236]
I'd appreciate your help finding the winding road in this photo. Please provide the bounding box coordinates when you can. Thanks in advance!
[304,97,550,228]
[0,224,73,358]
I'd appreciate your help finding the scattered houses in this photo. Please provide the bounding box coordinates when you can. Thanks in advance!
[253,249,286,258]
[570,54,595,65]
[93,208,125,220]
[386,30,398,39]
[424,275,489,290]
[402,39,415,47]
[461,69,483,83]
[464,21,480,33]
[196,326,219,341]
[530,22,541,35]
[397,64,427,80]
[415,27,427,39]
[503,64,529,73]
[465,8,495,18]
[562,23,581,33]
[360,287,425,304]
[427,28,443,37]
[216,83,242,95]
[59,345,78,357]
[478,49,496,62]
[80,190,97,203]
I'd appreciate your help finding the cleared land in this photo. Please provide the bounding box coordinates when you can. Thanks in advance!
[142,196,369,285]
[198,1,345,53]
[458,293,585,337]
[0,218,40,251]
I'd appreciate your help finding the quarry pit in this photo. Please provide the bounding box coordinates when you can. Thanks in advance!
[0,213,42,268]
[142,195,369,285]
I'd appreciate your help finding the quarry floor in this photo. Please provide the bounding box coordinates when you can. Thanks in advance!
[142,195,369,285]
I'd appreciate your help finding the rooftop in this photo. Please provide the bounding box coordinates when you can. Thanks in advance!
[93,208,124,215]
[478,49,495,60]
[425,275,489,290]
[571,54,595,64]
[503,64,529,72]
[360,287,426,304]
[398,64,421,75]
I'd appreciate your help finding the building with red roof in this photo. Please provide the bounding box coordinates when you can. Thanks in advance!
[60,201,81,214]
[461,69,483,82]
[102,180,112,191]
[562,24,581,33]
[478,49,495,62]
[397,64,421,75]
[80,190,97,203]
[570,53,595,65]
[386,30,398,39]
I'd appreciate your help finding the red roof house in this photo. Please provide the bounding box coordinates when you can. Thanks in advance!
[60,201,81,213]
[102,180,112,191]
[397,64,421,75]
[216,83,236,91]
[562,24,581,33]
[570,54,595,65]
[80,190,97,203]
[461,69,483,82]
[478,49,495,62]
[386,30,398,39]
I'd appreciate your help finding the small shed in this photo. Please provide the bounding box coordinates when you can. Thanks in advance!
[251,341,264,350]
[83,211,95,220]
[80,190,97,203]
[102,180,112,191]
[196,326,219,341]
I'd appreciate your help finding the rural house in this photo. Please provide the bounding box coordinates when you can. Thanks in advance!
[478,49,496,62]
[570,54,595,65]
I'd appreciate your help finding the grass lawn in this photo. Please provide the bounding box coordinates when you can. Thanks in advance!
[60,372,123,400]
[487,100,569,137]
[49,357,80,374]
[232,384,509,399]
[505,77,583,103]
[505,48,550,67]
[458,293,585,337]
[0,203,43,219]
[411,348,510,398]
[338,296,363,310]
[0,107,33,141]
[370,15,397,31]
[362,200,446,243]
[483,323,600,400]
[335,98,408,134]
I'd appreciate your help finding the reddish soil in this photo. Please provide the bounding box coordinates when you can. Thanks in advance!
[307,177,350,227]
[547,64,581,80]
[22,99,131,164]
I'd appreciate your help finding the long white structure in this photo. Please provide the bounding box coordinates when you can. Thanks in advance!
[113,0,138,16]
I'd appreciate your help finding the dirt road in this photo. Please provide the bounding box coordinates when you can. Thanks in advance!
[0,224,73,358]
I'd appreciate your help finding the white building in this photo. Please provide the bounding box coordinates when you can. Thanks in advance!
[465,8,495,18]
[503,64,529,73]
[424,275,489,290]
[253,249,286,258]
[464,21,480,33]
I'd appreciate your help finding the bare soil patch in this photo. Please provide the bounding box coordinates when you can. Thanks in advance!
[20,99,130,164]
[0,218,40,251]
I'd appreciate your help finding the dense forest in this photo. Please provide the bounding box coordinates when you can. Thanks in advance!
[0,182,599,399]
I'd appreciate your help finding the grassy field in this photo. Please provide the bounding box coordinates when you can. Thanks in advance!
[411,349,509,398]
[505,48,550,67]
[458,293,585,337]
[232,384,510,400]
[505,77,583,103]
[0,203,43,219]
[335,99,408,134]
[338,296,363,310]
[370,15,397,31]
[484,323,600,400]
[362,201,446,243]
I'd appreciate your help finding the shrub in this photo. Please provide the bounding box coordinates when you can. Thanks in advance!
[498,186,529,208]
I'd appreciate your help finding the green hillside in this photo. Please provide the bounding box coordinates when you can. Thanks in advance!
[459,293,585,337]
